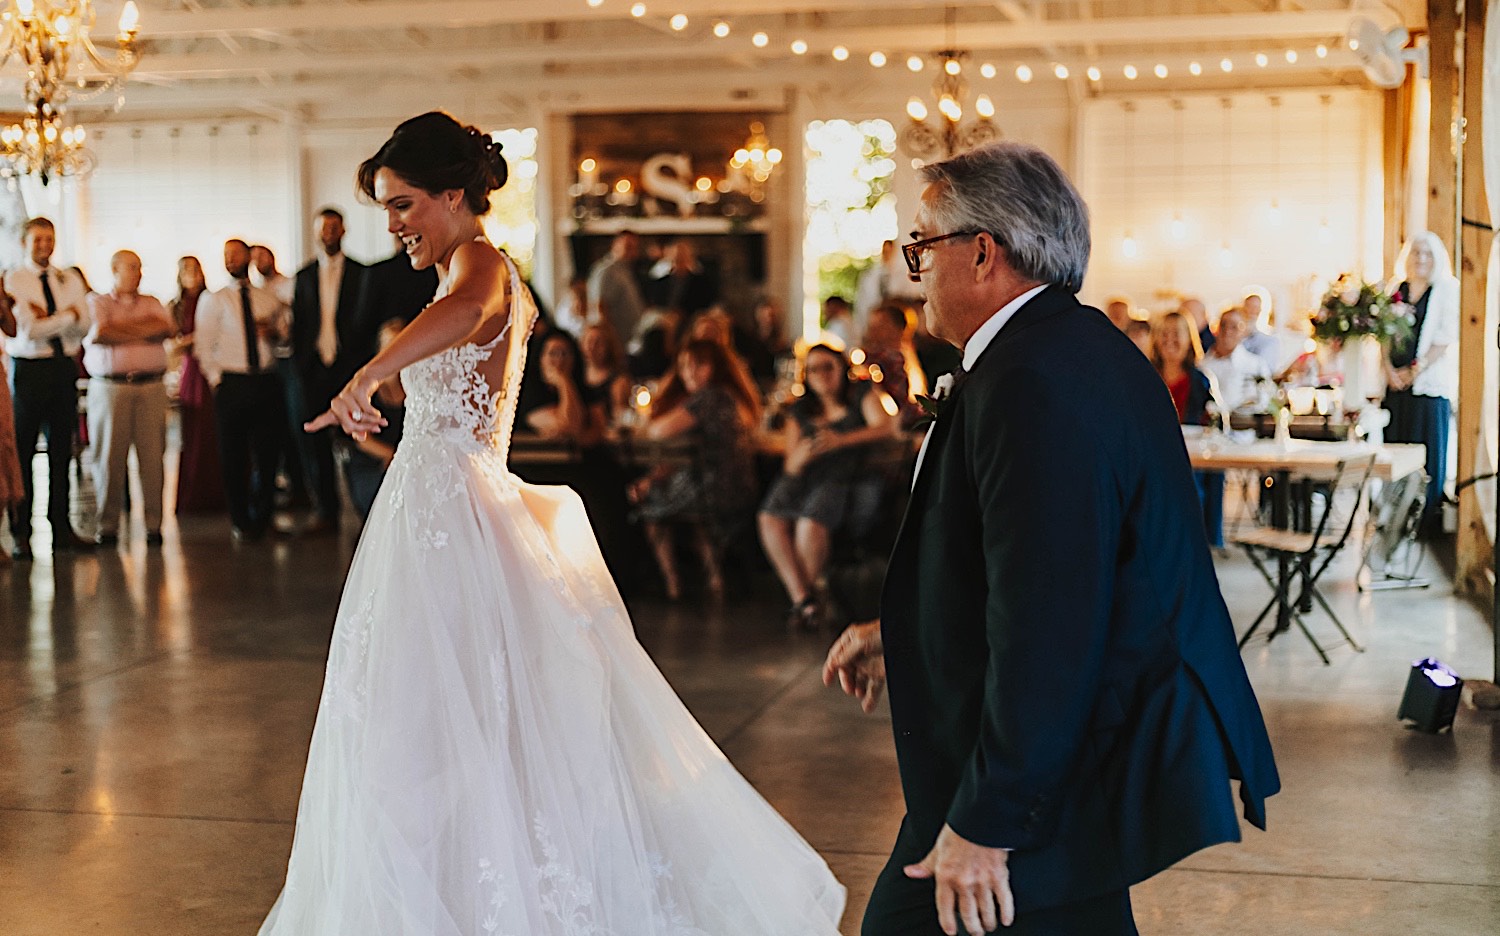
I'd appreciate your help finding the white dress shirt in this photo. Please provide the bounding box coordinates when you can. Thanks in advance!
[83,292,173,376]
[912,284,1049,488]
[317,252,345,367]
[195,279,287,386]
[3,262,90,359]
[1200,344,1270,411]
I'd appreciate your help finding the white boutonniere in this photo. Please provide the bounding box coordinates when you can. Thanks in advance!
[915,369,964,427]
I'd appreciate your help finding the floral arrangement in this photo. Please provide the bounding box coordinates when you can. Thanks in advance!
[1309,275,1413,346]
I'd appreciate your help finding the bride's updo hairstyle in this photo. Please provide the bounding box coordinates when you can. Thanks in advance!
[357,111,508,215]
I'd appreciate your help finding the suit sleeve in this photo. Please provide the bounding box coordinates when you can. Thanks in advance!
[945,366,1124,851]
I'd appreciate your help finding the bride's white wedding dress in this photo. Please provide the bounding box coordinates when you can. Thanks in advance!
[259,247,845,935]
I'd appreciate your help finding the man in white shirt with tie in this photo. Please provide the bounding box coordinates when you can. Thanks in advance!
[253,243,313,513]
[292,208,366,535]
[196,239,288,541]
[2,216,93,558]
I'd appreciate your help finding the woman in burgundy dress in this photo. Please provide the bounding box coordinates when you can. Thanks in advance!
[0,291,23,562]
[170,256,226,513]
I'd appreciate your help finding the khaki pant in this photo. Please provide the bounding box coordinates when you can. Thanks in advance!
[87,378,168,536]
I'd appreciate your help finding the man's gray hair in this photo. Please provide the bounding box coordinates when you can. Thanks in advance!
[918,141,1090,292]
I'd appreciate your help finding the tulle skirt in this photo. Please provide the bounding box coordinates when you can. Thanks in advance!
[259,435,846,935]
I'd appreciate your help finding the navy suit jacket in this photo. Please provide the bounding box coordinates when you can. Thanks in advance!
[292,256,368,387]
[879,285,1279,912]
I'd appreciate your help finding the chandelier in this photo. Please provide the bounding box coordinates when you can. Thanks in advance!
[0,0,142,184]
[729,120,783,195]
[900,50,1000,161]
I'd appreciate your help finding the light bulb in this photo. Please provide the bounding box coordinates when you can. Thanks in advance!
[1189,61,1202,76]
[669,13,687,30]
[712,21,729,38]
[16,0,34,19]
[751,31,768,48]
[975,95,995,119]
[944,58,961,76]
[906,97,928,122]
[1123,64,1138,80]
[1255,52,1269,67]
[832,45,849,61]
[1016,64,1033,82]
[1220,58,1234,73]
[869,51,887,67]
[791,39,808,55]
[938,96,963,122]
[1122,234,1139,259]
[1316,44,1328,59]
[630,3,646,17]
[1348,38,1359,51]
[1054,63,1069,79]
[1218,243,1234,268]
[579,158,597,173]
[615,179,632,194]
[587,0,604,6]
[980,63,996,79]
[907,55,924,72]
[1086,65,1101,82]
[1154,63,1168,78]
[1170,216,1187,240]
[767,148,782,164]
[1285,49,1298,63]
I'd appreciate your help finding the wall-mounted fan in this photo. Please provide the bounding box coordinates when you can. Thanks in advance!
[1346,17,1429,89]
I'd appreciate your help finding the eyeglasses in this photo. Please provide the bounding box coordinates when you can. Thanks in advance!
[903,230,982,275]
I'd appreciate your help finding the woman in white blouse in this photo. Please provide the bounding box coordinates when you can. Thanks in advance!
[1384,231,1459,537]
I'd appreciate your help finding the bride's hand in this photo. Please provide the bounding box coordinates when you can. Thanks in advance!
[305,369,387,441]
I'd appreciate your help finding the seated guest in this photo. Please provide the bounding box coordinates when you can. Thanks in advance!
[687,305,737,347]
[1152,311,1223,547]
[83,250,176,546]
[1180,296,1215,354]
[1125,317,1153,357]
[627,306,682,379]
[742,297,793,386]
[580,322,630,430]
[822,295,854,347]
[758,343,900,629]
[1200,306,1270,410]
[859,302,928,426]
[342,319,406,523]
[518,330,588,441]
[630,338,760,600]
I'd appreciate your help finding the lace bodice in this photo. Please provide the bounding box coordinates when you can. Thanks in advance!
[400,247,536,460]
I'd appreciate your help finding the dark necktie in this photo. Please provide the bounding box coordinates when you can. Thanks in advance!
[239,284,261,372]
[39,270,65,358]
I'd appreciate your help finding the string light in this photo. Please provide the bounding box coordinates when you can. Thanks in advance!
[1255,52,1269,67]
[791,39,808,55]
[1086,65,1101,82]
[980,63,996,78]
[944,58,961,75]
[1016,64,1033,82]
[1285,49,1298,63]
[869,51,887,67]
[832,45,849,61]
[1188,61,1202,76]
[586,0,603,7]
[1154,63,1168,78]
[1316,43,1328,58]
[1220,58,1234,73]
[907,55,924,72]
[630,2,646,16]
[751,31,768,47]
[1123,64,1138,80]
[712,21,729,38]
[669,13,687,30]
[1054,63,1069,79]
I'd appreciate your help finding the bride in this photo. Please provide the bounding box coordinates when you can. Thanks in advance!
[259,112,846,935]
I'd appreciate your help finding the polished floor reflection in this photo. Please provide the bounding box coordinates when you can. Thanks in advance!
[1,510,1497,935]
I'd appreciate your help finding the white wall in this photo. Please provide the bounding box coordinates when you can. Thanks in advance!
[1077,87,1385,320]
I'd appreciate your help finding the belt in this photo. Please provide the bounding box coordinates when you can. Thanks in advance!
[96,372,165,384]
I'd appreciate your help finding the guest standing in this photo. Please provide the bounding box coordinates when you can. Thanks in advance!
[1199,306,1270,411]
[0,292,23,563]
[3,217,93,559]
[579,322,630,428]
[743,297,793,387]
[822,295,855,348]
[169,256,225,513]
[355,232,439,331]
[631,338,760,600]
[759,343,899,628]
[1384,231,1460,538]
[292,208,367,534]
[861,302,929,426]
[196,239,288,541]
[253,243,310,512]
[588,231,647,343]
[83,251,175,546]
[645,239,716,318]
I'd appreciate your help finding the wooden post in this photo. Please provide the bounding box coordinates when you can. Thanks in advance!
[1383,86,1408,274]
[1428,0,1459,258]
[1456,0,1494,595]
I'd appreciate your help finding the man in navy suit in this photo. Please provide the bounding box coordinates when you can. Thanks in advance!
[292,207,366,534]
[825,141,1279,935]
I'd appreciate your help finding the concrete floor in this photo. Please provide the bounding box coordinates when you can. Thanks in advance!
[1,504,1498,935]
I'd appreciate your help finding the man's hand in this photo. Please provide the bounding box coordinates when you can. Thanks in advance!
[904,824,1015,935]
[822,620,886,713]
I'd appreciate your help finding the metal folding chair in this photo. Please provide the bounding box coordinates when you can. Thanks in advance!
[1232,454,1378,665]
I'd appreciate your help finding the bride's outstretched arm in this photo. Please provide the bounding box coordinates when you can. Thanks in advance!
[307,242,509,440]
